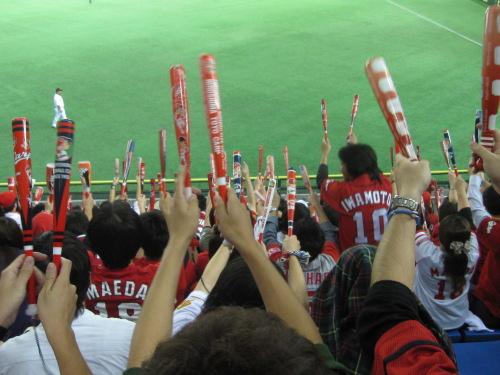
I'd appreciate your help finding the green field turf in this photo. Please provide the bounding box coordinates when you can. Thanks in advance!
[0,0,488,189]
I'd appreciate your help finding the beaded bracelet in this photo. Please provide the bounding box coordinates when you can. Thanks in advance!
[388,209,421,225]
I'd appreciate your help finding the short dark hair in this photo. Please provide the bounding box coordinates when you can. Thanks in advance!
[294,217,325,261]
[196,193,207,212]
[87,201,144,269]
[142,307,332,375]
[56,88,62,92]
[278,202,310,234]
[0,217,23,249]
[140,210,169,260]
[202,256,284,314]
[338,143,382,181]
[32,203,45,217]
[66,210,89,236]
[34,231,90,317]
[483,185,500,216]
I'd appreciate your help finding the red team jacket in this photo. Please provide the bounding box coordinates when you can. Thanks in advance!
[320,174,392,251]
[85,262,157,321]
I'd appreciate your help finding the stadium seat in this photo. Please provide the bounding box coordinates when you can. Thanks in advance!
[453,340,500,375]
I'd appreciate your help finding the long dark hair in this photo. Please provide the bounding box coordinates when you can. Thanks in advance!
[439,215,471,291]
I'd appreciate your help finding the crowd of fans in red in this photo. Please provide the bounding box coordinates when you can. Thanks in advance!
[0,131,499,375]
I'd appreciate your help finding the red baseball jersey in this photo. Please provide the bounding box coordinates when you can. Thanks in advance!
[86,263,157,321]
[321,174,392,251]
[474,216,500,317]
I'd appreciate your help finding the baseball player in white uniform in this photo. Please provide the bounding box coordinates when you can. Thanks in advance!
[51,88,67,128]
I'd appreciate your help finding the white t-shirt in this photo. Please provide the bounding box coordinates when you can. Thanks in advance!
[413,230,479,330]
[172,290,207,336]
[0,309,134,375]
[54,93,64,109]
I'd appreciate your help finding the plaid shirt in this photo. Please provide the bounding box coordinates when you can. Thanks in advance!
[311,244,376,375]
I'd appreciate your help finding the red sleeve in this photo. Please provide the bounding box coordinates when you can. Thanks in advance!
[184,260,199,293]
[321,241,340,262]
[320,179,341,211]
[372,320,457,375]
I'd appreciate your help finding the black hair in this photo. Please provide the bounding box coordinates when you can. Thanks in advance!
[202,256,284,314]
[278,202,310,234]
[439,215,471,291]
[32,203,45,217]
[140,210,169,260]
[483,185,500,216]
[66,210,89,236]
[142,307,333,375]
[438,198,458,222]
[0,217,23,249]
[87,201,144,269]
[338,143,382,182]
[3,202,16,214]
[33,231,90,317]
[294,217,325,261]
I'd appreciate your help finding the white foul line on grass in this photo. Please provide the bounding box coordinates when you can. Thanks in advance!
[385,0,482,47]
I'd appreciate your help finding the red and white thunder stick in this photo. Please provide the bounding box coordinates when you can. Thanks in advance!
[365,57,418,162]
[12,117,36,315]
[283,146,289,172]
[349,94,359,136]
[170,65,192,197]
[7,177,15,192]
[476,5,500,170]
[264,155,275,180]
[433,180,440,209]
[286,168,297,237]
[321,99,328,140]
[159,130,167,194]
[200,54,228,202]
[443,130,459,176]
[34,187,44,205]
[233,151,242,200]
[440,140,451,170]
[121,140,135,195]
[474,109,482,143]
[52,119,75,273]
[139,160,146,193]
[254,178,277,243]
[78,161,92,199]
[258,145,264,178]
[46,164,55,203]
[149,178,156,211]
[114,158,120,181]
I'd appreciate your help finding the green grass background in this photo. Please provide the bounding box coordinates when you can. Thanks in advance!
[0,0,487,189]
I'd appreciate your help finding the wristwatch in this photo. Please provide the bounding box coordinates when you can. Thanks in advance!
[390,195,420,216]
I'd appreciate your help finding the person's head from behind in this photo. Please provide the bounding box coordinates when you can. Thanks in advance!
[87,200,144,269]
[202,256,284,314]
[294,217,325,261]
[34,231,90,318]
[483,185,500,216]
[65,210,89,237]
[278,202,310,234]
[439,214,472,291]
[140,210,169,261]
[142,306,333,375]
[0,192,17,214]
[338,143,382,182]
[438,199,458,222]
[0,217,23,249]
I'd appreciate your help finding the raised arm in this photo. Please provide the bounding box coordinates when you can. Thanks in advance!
[470,129,500,193]
[38,258,92,375]
[317,137,331,190]
[242,162,256,212]
[216,189,323,344]
[447,170,458,203]
[127,167,199,368]
[371,155,431,289]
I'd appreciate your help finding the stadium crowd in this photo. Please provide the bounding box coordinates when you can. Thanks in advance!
[0,130,499,375]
